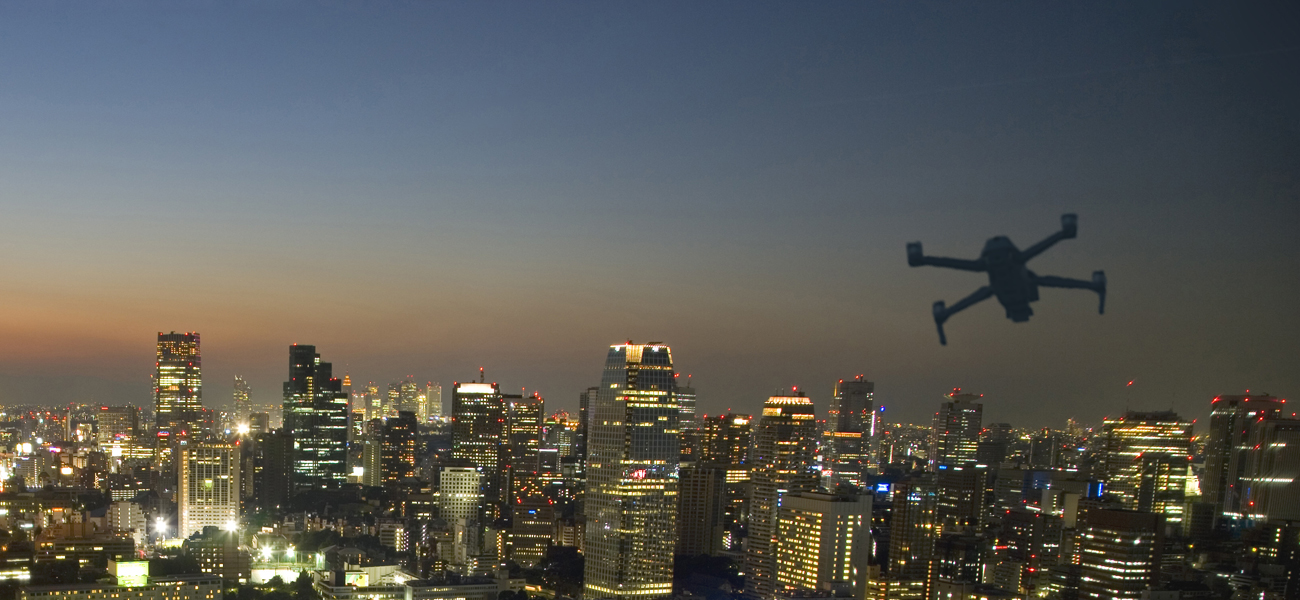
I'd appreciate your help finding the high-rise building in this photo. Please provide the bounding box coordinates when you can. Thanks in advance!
[510,495,555,568]
[1100,411,1192,525]
[425,382,443,419]
[281,345,349,491]
[583,343,680,600]
[774,491,870,597]
[1239,417,1300,522]
[1076,509,1164,600]
[252,430,293,511]
[505,392,544,503]
[97,406,141,459]
[677,376,699,461]
[928,390,982,471]
[382,411,418,485]
[826,377,875,486]
[676,463,728,556]
[155,332,203,438]
[178,442,239,539]
[745,392,818,600]
[873,475,938,599]
[1202,394,1285,517]
[577,386,597,464]
[452,381,505,506]
[698,413,752,465]
[440,466,485,527]
[232,376,252,424]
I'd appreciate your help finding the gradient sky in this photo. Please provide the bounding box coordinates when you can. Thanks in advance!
[0,1,1296,428]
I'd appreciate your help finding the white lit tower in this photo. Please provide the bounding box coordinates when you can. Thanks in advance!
[583,342,680,600]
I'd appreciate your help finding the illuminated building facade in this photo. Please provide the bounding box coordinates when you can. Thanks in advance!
[155,332,203,437]
[583,343,680,600]
[698,412,752,464]
[884,476,937,588]
[179,442,239,539]
[425,382,443,419]
[1202,394,1285,517]
[928,390,982,471]
[381,411,418,485]
[281,345,349,491]
[505,392,544,503]
[826,377,875,486]
[452,381,505,506]
[1100,411,1192,524]
[1076,509,1163,600]
[744,392,818,600]
[1239,417,1300,521]
[774,492,869,597]
[232,376,252,424]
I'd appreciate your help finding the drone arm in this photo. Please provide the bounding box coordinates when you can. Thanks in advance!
[907,242,985,272]
[932,286,994,345]
[1021,214,1078,262]
[1034,271,1107,314]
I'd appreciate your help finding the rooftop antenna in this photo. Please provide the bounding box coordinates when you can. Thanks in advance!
[480,367,485,383]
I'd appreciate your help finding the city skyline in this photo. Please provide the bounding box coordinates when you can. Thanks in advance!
[0,2,1296,429]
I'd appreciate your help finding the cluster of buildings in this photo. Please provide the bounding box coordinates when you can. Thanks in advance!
[0,335,1297,600]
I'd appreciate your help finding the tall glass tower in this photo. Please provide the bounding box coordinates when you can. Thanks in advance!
[583,343,680,600]
[155,332,203,437]
[744,392,818,600]
[282,344,349,491]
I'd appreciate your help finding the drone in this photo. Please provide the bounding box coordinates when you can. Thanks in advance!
[907,214,1106,345]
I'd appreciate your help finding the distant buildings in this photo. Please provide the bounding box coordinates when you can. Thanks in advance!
[583,343,680,600]
[381,411,418,485]
[232,376,252,425]
[826,376,875,487]
[1100,411,1192,525]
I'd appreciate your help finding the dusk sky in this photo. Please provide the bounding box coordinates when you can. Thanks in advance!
[0,1,1296,428]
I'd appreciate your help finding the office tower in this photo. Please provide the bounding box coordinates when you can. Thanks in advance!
[1202,394,1285,516]
[382,411,418,485]
[252,430,293,510]
[584,343,680,600]
[505,392,544,503]
[985,507,1064,596]
[440,466,485,526]
[282,344,349,491]
[96,405,140,448]
[826,376,875,487]
[976,422,1014,467]
[774,492,870,597]
[425,383,443,419]
[676,463,727,556]
[390,377,420,414]
[677,376,699,461]
[510,495,555,568]
[935,463,992,529]
[1100,411,1192,525]
[232,376,252,424]
[178,442,239,539]
[876,475,938,599]
[1076,509,1164,600]
[577,386,597,464]
[452,381,505,507]
[699,412,753,464]
[248,412,270,436]
[745,392,819,600]
[154,332,203,437]
[1239,417,1300,521]
[929,389,982,471]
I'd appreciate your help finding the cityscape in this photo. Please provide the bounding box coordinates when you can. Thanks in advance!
[0,335,1294,600]
[0,4,1297,600]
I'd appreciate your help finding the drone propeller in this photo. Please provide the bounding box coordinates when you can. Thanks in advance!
[1093,271,1107,314]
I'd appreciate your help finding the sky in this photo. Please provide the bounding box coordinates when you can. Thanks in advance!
[0,1,1296,428]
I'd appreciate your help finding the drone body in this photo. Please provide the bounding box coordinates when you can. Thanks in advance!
[907,214,1106,345]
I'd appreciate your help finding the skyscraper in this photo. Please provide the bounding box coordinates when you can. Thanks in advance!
[1100,411,1192,524]
[381,411,418,485]
[928,389,983,471]
[826,376,875,486]
[1076,509,1164,600]
[1238,417,1300,521]
[282,344,349,491]
[745,392,818,600]
[452,380,505,508]
[698,413,752,464]
[1202,394,1285,517]
[179,442,240,539]
[155,332,203,437]
[505,392,544,503]
[774,492,870,597]
[583,343,680,600]
[232,376,251,424]
[676,463,728,556]
[425,382,443,419]
[577,386,597,465]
